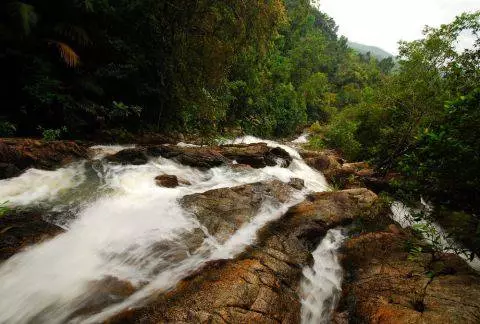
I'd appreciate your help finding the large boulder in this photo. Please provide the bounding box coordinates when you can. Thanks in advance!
[300,149,396,193]
[147,145,227,169]
[105,148,149,165]
[335,228,480,323]
[180,180,293,243]
[220,143,292,168]
[0,139,88,179]
[0,211,64,261]
[104,143,293,170]
[107,188,378,324]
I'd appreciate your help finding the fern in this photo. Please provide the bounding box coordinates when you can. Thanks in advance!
[49,40,80,67]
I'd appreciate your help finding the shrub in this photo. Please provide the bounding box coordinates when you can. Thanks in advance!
[308,121,322,134]
[0,121,16,136]
[324,118,362,161]
[38,126,67,141]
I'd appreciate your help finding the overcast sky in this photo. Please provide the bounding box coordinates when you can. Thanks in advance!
[318,0,479,55]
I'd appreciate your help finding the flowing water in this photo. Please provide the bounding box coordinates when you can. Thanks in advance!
[0,137,345,323]
[391,201,480,271]
[300,229,346,324]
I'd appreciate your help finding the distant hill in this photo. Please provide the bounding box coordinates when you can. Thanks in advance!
[347,41,394,60]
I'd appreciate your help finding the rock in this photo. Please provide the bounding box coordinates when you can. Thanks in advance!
[106,148,149,165]
[155,174,179,188]
[230,163,254,172]
[288,177,305,190]
[334,229,480,323]
[0,139,88,179]
[220,143,292,168]
[67,276,137,321]
[147,145,227,169]
[303,151,341,172]
[0,163,21,179]
[301,149,396,193]
[178,178,192,186]
[107,188,377,324]
[181,180,293,243]
[0,211,64,261]
[388,224,401,234]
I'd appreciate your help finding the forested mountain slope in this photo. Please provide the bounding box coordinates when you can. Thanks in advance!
[347,41,394,59]
[0,0,392,139]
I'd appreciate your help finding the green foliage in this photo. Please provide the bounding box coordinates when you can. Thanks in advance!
[305,135,325,150]
[323,117,361,161]
[398,89,480,212]
[308,121,322,134]
[0,202,9,218]
[0,121,16,136]
[38,126,67,141]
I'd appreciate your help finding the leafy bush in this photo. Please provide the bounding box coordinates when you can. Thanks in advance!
[38,126,67,141]
[305,135,325,150]
[323,117,362,161]
[398,89,480,212]
[0,121,16,136]
[308,121,322,134]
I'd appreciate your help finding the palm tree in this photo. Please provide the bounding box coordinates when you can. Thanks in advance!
[2,0,91,67]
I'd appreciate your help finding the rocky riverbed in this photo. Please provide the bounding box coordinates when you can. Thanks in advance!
[0,137,479,324]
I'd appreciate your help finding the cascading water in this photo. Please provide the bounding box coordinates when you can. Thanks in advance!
[391,201,480,272]
[300,229,346,324]
[0,137,335,324]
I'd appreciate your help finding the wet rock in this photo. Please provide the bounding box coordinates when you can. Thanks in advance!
[107,188,377,324]
[106,148,149,165]
[155,174,179,188]
[0,211,64,261]
[288,178,305,190]
[301,149,396,193]
[0,139,88,179]
[178,178,192,186]
[335,229,480,323]
[220,143,292,168]
[181,180,293,243]
[230,163,254,172]
[147,145,227,169]
[68,276,137,321]
[301,150,342,173]
[0,163,21,179]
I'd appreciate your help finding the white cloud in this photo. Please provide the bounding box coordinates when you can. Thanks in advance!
[318,0,479,54]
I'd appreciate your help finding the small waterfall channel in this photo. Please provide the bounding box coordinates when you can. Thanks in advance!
[0,136,349,323]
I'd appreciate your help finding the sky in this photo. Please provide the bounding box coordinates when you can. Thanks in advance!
[318,0,479,55]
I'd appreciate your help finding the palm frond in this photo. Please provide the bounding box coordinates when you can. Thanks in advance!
[54,23,92,46]
[49,40,80,67]
[7,1,38,35]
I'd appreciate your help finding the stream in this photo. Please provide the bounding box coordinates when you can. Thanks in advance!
[0,136,347,324]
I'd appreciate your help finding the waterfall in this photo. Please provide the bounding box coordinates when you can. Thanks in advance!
[300,229,346,324]
[0,137,335,324]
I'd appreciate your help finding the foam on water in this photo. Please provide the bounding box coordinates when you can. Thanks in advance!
[292,133,309,144]
[0,163,87,207]
[300,229,346,324]
[0,138,329,323]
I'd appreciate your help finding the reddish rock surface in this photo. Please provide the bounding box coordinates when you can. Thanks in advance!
[335,228,480,323]
[0,138,88,179]
[155,174,179,188]
[106,188,377,324]
[181,180,293,243]
[0,211,64,261]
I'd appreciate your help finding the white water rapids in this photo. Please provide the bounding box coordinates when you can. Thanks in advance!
[300,229,346,324]
[0,136,347,324]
